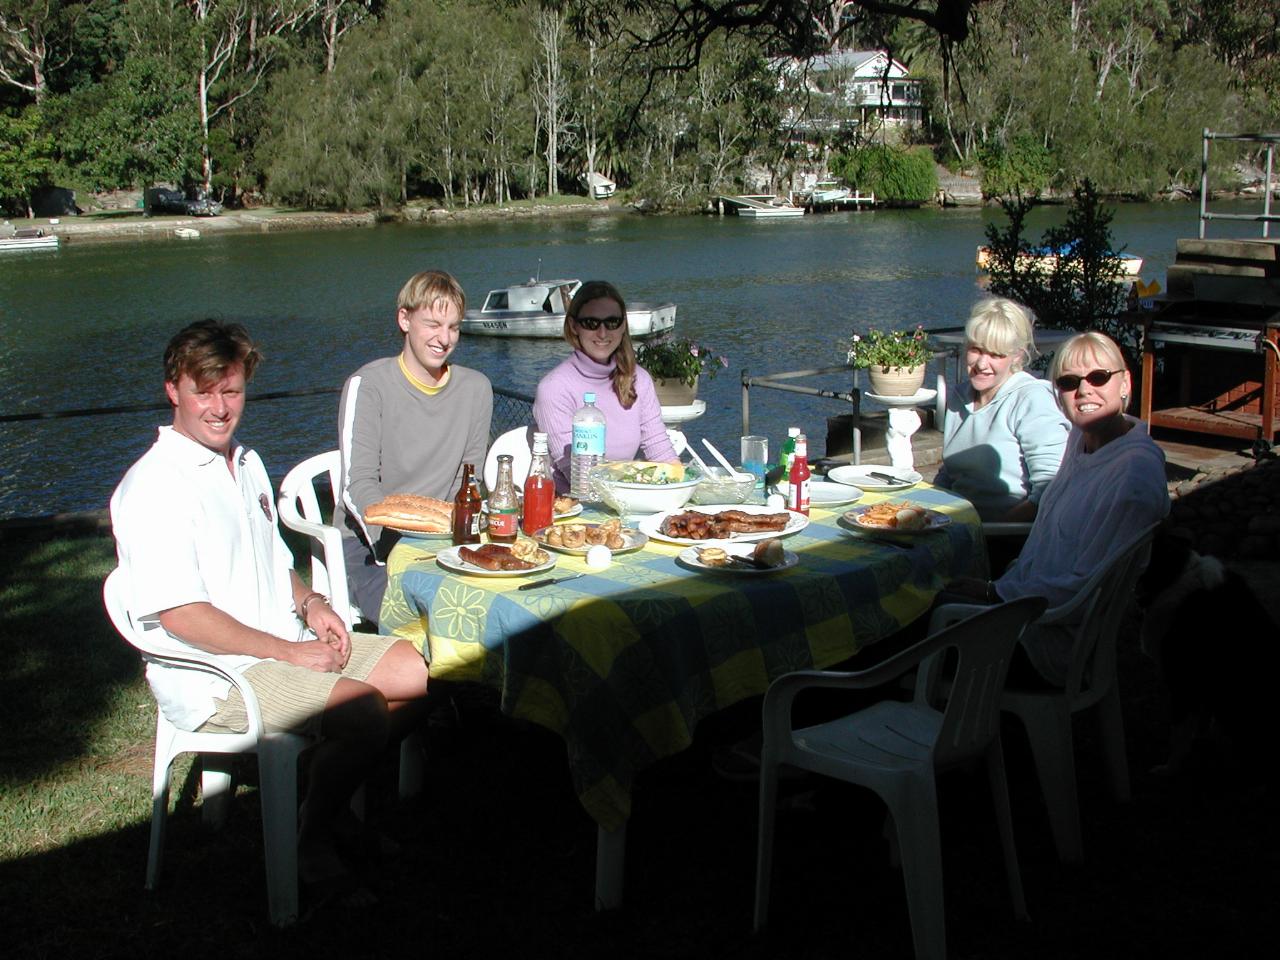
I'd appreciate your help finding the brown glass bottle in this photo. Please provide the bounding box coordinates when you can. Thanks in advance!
[452,463,482,545]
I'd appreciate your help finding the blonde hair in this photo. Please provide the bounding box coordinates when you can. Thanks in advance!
[965,297,1036,371]
[396,270,465,319]
[563,280,637,408]
[1050,331,1131,410]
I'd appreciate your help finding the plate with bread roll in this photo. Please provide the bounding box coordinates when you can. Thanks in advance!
[841,500,951,534]
[677,538,797,575]
[436,538,556,577]
[536,518,647,556]
[364,494,455,539]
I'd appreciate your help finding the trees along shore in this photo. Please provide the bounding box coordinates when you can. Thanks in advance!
[0,1,1275,217]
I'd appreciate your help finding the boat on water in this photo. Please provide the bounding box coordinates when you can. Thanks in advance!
[461,278,677,339]
[810,180,852,204]
[975,243,1143,277]
[174,227,201,239]
[731,195,806,218]
[0,228,60,253]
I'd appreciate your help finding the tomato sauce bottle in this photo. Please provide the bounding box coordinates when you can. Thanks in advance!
[522,431,555,535]
[787,434,811,515]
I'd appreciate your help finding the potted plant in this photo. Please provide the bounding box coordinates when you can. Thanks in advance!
[845,325,932,396]
[635,336,729,405]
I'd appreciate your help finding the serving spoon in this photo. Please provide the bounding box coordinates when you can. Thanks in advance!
[701,438,752,480]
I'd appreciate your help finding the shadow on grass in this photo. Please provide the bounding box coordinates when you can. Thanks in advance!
[0,532,135,783]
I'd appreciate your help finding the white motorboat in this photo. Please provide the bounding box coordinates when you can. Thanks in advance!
[462,278,677,339]
[729,195,806,218]
[0,228,60,252]
[976,244,1143,277]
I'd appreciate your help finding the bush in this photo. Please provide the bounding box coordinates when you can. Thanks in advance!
[984,180,1136,364]
[830,144,938,203]
[979,134,1054,198]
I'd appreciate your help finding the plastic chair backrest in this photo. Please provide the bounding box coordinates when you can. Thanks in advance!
[483,425,534,491]
[277,450,354,629]
[1055,522,1156,702]
[925,596,1048,768]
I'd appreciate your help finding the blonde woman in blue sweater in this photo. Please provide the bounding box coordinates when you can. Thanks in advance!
[934,298,1070,522]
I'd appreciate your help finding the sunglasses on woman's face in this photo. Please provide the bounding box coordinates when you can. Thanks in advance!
[1054,368,1123,392]
[575,315,625,331]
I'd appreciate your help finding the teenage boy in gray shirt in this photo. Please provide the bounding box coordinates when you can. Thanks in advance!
[335,270,492,621]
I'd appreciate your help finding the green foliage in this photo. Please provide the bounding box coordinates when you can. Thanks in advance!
[635,336,730,387]
[45,54,201,189]
[985,180,1137,364]
[829,144,937,202]
[845,326,932,369]
[0,105,55,215]
[978,134,1053,198]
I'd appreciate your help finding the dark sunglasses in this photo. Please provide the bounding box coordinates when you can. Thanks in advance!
[1054,368,1123,391]
[575,315,625,331]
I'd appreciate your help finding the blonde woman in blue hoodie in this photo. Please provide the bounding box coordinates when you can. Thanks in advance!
[933,298,1070,522]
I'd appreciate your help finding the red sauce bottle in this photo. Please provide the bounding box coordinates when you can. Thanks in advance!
[522,431,555,535]
[787,434,811,515]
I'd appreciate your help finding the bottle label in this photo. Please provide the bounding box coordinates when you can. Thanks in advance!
[489,510,519,538]
[572,423,605,457]
[788,477,810,515]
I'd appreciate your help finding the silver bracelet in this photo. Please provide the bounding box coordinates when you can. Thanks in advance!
[298,591,328,621]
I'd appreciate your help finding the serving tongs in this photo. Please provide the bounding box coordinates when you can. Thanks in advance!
[725,553,770,570]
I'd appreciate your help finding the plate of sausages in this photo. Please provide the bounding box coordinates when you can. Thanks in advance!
[436,542,556,577]
[640,504,809,546]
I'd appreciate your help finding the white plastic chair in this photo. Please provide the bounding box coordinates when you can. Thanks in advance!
[103,568,307,927]
[929,521,1158,863]
[665,428,688,457]
[754,596,1048,960]
[277,451,424,798]
[277,450,357,629]
[483,425,534,491]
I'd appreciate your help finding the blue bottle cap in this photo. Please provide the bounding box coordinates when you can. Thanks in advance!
[584,392,596,404]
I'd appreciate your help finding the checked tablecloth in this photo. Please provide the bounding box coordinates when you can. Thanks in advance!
[380,486,984,832]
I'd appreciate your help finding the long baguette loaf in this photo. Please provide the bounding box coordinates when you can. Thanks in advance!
[365,494,453,533]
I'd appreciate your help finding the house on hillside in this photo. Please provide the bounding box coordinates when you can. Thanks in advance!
[773,50,923,137]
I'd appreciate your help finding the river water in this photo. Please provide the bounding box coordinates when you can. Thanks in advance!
[0,201,1264,519]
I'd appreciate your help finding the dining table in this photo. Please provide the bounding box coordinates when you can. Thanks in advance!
[379,483,985,908]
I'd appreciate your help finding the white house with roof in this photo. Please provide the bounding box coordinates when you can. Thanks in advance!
[773,50,923,134]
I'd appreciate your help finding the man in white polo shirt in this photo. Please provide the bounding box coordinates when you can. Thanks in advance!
[110,320,428,895]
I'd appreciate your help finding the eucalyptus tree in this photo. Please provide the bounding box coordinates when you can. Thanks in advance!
[0,0,82,102]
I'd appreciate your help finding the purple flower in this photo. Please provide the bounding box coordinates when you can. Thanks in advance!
[689,345,699,357]
[719,356,729,367]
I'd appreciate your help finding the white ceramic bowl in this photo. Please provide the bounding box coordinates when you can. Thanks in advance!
[690,467,755,505]
[589,463,701,516]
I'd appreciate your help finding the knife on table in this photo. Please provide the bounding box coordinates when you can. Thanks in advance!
[868,471,903,485]
[518,573,585,591]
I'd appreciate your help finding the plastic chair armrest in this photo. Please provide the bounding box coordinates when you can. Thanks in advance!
[140,644,269,739]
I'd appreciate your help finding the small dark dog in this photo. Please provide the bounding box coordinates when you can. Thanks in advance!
[1136,530,1278,775]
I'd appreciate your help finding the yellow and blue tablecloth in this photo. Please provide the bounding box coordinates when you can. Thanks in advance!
[380,486,984,831]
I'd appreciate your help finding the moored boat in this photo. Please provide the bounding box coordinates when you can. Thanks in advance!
[461,278,677,339]
[976,243,1143,277]
[0,228,60,253]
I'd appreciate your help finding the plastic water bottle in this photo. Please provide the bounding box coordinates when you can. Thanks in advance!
[570,392,606,499]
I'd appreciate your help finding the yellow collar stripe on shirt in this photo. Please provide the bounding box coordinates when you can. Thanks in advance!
[399,354,450,395]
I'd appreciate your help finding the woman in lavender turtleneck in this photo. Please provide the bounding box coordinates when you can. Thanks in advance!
[534,280,678,492]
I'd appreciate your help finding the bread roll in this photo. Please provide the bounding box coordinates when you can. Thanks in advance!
[365,494,453,533]
[752,538,786,568]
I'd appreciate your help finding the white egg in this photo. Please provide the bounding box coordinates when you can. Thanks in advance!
[766,493,786,511]
[585,545,612,569]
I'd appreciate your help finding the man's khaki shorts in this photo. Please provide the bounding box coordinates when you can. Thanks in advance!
[199,633,400,737]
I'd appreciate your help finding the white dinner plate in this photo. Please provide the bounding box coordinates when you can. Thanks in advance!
[379,524,453,540]
[841,505,952,535]
[535,524,648,556]
[676,543,799,575]
[640,504,809,546]
[805,480,865,507]
[482,499,584,521]
[825,464,923,491]
[436,545,557,577]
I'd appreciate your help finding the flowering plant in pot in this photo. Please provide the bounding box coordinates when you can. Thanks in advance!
[845,326,931,395]
[636,336,729,402]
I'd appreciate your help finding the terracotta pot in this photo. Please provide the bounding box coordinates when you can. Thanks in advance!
[653,376,698,406]
[866,364,925,397]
